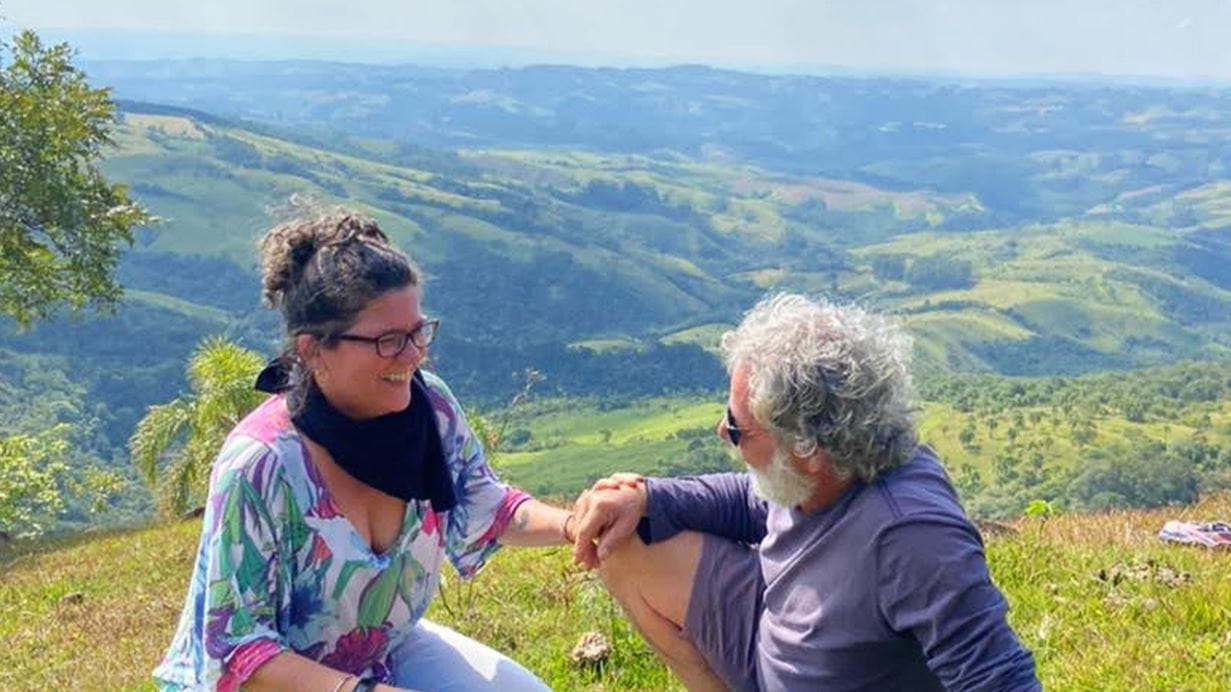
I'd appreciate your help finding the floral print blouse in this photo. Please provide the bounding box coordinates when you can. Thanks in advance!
[153,372,530,691]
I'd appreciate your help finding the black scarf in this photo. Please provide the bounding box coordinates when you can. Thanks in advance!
[254,359,458,511]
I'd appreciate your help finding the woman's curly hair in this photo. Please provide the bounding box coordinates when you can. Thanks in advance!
[257,211,420,411]
[259,212,419,339]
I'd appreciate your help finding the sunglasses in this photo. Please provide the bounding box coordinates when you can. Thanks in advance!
[725,406,743,446]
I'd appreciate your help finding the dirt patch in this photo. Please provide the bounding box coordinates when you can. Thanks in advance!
[1095,559,1192,589]
[123,114,207,140]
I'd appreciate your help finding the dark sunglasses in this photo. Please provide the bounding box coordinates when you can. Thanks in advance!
[725,406,743,447]
[334,318,440,358]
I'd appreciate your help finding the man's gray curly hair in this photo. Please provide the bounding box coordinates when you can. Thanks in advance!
[720,293,918,482]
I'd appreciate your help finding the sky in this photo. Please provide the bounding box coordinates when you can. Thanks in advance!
[3,0,1231,81]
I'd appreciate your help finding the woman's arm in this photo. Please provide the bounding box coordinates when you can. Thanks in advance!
[497,498,573,547]
[245,651,408,692]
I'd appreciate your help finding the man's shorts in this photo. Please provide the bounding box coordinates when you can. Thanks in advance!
[682,533,765,692]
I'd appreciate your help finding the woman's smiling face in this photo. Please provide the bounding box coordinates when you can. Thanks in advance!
[306,285,427,420]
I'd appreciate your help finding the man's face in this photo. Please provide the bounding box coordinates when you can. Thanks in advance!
[719,362,816,507]
[718,362,776,471]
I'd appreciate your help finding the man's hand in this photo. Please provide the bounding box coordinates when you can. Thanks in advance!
[570,475,648,569]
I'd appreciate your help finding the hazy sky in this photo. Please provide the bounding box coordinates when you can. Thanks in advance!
[3,0,1230,80]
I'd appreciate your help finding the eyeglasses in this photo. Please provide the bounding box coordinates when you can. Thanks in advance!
[725,406,743,447]
[335,318,440,358]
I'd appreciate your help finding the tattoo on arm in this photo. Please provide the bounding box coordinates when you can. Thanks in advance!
[514,503,530,532]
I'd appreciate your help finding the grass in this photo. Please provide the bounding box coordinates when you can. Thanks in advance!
[0,521,204,690]
[989,495,1231,691]
[495,397,729,493]
[903,309,1035,369]
[852,223,1231,370]
[501,398,724,449]
[5,494,1231,690]
[566,338,644,354]
[658,323,732,353]
[122,114,208,140]
[0,519,674,691]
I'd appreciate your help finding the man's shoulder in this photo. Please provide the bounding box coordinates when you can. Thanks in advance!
[859,446,970,526]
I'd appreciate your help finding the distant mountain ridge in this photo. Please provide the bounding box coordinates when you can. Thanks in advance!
[89,61,1231,223]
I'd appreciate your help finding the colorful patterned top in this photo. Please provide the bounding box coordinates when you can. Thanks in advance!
[153,371,530,691]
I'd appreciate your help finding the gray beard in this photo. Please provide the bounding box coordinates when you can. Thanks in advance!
[747,448,815,508]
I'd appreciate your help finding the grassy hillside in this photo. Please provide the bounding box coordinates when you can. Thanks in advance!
[491,391,1231,503]
[492,397,736,494]
[83,105,1231,380]
[99,106,1231,374]
[4,493,1229,690]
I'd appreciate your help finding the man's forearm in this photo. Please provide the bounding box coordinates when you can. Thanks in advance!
[639,472,768,545]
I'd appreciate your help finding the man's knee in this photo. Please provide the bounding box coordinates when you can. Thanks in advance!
[597,530,705,627]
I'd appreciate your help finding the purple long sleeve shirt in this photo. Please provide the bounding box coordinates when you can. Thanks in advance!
[637,446,1041,692]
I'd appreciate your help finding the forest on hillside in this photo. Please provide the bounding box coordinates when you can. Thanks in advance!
[3,51,1231,536]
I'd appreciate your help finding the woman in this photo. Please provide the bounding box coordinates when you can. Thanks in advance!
[154,213,574,691]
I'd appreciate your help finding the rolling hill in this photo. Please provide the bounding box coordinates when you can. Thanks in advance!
[4,63,1231,539]
[98,102,1231,380]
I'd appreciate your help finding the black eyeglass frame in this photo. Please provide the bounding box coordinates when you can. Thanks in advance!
[334,318,440,358]
[725,406,743,447]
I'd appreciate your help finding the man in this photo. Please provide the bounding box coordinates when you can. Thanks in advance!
[568,293,1040,691]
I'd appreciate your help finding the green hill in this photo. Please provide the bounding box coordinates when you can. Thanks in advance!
[478,359,1231,522]
[87,104,1231,382]
[854,221,1231,374]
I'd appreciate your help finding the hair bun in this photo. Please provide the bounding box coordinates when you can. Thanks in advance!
[329,214,389,247]
[259,222,315,308]
[258,213,393,309]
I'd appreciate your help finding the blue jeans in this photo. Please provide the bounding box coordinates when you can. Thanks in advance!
[389,620,550,691]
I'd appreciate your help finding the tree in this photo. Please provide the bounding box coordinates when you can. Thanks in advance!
[0,29,152,326]
[0,425,68,537]
[129,338,267,517]
[959,420,978,449]
[904,255,974,291]
[870,254,907,281]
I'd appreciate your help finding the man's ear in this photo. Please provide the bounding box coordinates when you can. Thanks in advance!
[800,447,830,475]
